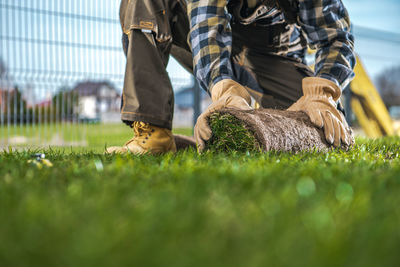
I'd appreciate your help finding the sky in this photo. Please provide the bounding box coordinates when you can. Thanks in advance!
[343,0,400,34]
[342,0,400,77]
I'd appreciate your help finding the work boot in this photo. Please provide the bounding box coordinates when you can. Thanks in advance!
[106,121,177,155]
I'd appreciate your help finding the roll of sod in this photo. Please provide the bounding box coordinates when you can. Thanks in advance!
[205,108,354,153]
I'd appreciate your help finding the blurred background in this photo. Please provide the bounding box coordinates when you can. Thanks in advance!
[0,0,399,150]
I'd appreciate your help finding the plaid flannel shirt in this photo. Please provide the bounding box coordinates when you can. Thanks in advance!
[187,0,356,92]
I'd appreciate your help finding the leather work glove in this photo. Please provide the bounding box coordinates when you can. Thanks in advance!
[288,77,352,147]
[194,79,252,152]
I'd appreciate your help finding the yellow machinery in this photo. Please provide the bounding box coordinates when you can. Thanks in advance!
[350,56,399,137]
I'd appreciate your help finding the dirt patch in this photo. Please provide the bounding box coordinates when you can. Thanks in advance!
[174,134,196,151]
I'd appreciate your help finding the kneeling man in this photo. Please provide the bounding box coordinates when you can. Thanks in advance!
[107,0,355,154]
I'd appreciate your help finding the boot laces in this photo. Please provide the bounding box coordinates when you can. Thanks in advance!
[133,121,151,137]
[124,122,152,146]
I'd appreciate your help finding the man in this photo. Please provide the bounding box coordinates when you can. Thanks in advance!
[107,0,355,154]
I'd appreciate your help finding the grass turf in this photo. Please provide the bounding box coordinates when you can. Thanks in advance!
[0,123,192,152]
[207,112,261,152]
[0,137,400,266]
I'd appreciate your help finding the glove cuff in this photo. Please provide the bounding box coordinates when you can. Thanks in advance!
[302,77,341,102]
[211,79,252,104]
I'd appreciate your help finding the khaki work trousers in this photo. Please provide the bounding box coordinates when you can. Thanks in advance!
[119,0,314,129]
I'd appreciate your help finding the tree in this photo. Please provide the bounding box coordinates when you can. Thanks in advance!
[2,86,29,123]
[376,66,400,109]
[51,86,79,122]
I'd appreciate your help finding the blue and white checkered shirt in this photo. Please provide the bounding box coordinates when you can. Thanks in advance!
[187,0,356,91]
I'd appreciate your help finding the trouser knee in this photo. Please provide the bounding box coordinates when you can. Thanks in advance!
[118,0,189,129]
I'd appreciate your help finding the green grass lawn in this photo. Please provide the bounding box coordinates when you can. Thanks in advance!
[0,123,192,152]
[0,137,400,266]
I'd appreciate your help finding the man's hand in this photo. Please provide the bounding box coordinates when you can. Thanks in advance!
[194,79,252,152]
[288,77,353,147]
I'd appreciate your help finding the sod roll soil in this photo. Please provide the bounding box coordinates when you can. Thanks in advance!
[174,108,354,152]
[174,134,197,151]
[205,108,354,152]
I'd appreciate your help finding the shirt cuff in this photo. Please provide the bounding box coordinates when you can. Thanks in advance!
[318,74,341,89]
[209,75,234,92]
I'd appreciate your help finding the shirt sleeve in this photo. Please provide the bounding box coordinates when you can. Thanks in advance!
[187,0,234,92]
[297,0,356,89]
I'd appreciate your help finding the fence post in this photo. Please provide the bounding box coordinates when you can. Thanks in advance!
[192,76,201,128]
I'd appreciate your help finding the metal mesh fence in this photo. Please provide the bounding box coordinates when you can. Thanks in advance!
[1,1,400,149]
[0,0,193,150]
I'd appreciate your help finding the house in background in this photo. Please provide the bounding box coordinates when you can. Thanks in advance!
[72,81,121,123]
[173,86,211,128]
